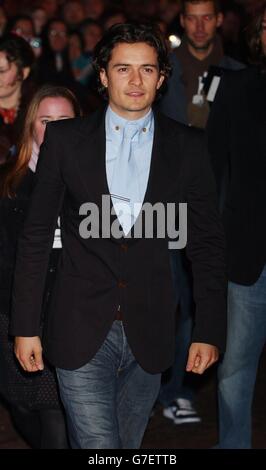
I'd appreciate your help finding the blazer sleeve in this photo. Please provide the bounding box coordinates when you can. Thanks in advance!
[185,132,227,351]
[206,74,231,205]
[10,123,66,336]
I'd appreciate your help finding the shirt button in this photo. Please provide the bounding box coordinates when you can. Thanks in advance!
[142,127,147,132]
[115,125,120,131]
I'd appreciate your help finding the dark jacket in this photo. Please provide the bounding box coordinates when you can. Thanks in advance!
[207,66,266,285]
[0,169,62,409]
[11,109,227,372]
[0,170,34,310]
[158,48,244,125]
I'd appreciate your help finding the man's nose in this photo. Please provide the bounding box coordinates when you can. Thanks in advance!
[196,18,205,32]
[129,69,142,86]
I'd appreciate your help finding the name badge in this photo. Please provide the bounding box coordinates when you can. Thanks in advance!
[207,76,221,102]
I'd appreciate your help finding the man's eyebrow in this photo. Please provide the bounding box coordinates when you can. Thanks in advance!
[112,63,158,68]
[184,13,215,16]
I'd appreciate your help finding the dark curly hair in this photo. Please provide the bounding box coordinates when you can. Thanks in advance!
[246,2,266,68]
[93,22,171,98]
[0,33,35,80]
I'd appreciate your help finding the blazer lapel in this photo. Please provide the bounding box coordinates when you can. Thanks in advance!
[144,111,174,207]
[126,111,179,242]
[246,69,266,169]
[75,108,110,207]
[75,108,122,241]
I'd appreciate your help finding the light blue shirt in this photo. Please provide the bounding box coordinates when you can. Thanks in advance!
[105,106,154,233]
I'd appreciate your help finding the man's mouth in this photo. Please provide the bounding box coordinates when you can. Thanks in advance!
[194,34,207,41]
[126,92,145,97]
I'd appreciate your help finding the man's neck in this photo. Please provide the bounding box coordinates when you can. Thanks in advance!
[187,42,214,61]
[108,103,152,122]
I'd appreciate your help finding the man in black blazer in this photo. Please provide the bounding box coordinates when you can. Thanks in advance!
[207,5,266,448]
[11,23,227,449]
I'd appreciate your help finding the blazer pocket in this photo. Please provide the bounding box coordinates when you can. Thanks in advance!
[46,273,94,340]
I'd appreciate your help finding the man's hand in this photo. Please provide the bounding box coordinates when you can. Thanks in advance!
[186,342,219,374]
[14,336,44,372]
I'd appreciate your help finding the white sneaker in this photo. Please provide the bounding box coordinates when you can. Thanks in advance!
[163,398,201,424]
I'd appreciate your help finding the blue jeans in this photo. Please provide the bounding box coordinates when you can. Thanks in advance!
[56,321,161,449]
[158,250,194,406]
[218,265,266,448]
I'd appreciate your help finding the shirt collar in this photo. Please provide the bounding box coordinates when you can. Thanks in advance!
[105,105,154,142]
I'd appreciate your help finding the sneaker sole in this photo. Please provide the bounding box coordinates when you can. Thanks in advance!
[163,409,201,424]
[174,416,201,424]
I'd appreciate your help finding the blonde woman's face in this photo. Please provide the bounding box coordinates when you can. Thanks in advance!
[33,96,75,147]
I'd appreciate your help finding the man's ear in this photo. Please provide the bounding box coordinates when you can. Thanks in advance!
[100,68,108,88]
[156,74,165,90]
[217,12,223,28]
[22,67,30,80]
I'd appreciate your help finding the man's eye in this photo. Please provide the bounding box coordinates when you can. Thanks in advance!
[118,67,128,72]
[143,67,153,73]
[203,15,214,21]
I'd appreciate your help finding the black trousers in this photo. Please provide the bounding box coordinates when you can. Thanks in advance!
[11,405,69,449]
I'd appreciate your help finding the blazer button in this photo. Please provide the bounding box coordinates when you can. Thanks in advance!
[121,244,128,252]
[118,280,127,288]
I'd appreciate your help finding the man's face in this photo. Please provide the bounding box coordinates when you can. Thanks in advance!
[48,21,68,52]
[181,1,223,52]
[0,51,22,101]
[12,19,34,41]
[83,0,104,20]
[63,1,85,26]
[83,24,102,52]
[100,42,165,120]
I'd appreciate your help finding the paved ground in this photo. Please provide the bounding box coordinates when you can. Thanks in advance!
[0,347,266,450]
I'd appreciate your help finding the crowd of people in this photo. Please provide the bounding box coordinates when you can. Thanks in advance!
[0,0,265,450]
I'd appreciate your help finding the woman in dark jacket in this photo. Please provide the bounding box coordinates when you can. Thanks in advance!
[0,84,81,448]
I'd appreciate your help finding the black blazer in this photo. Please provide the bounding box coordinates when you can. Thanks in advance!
[207,67,266,285]
[11,109,227,372]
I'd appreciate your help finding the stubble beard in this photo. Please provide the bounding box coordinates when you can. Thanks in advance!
[186,35,214,53]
